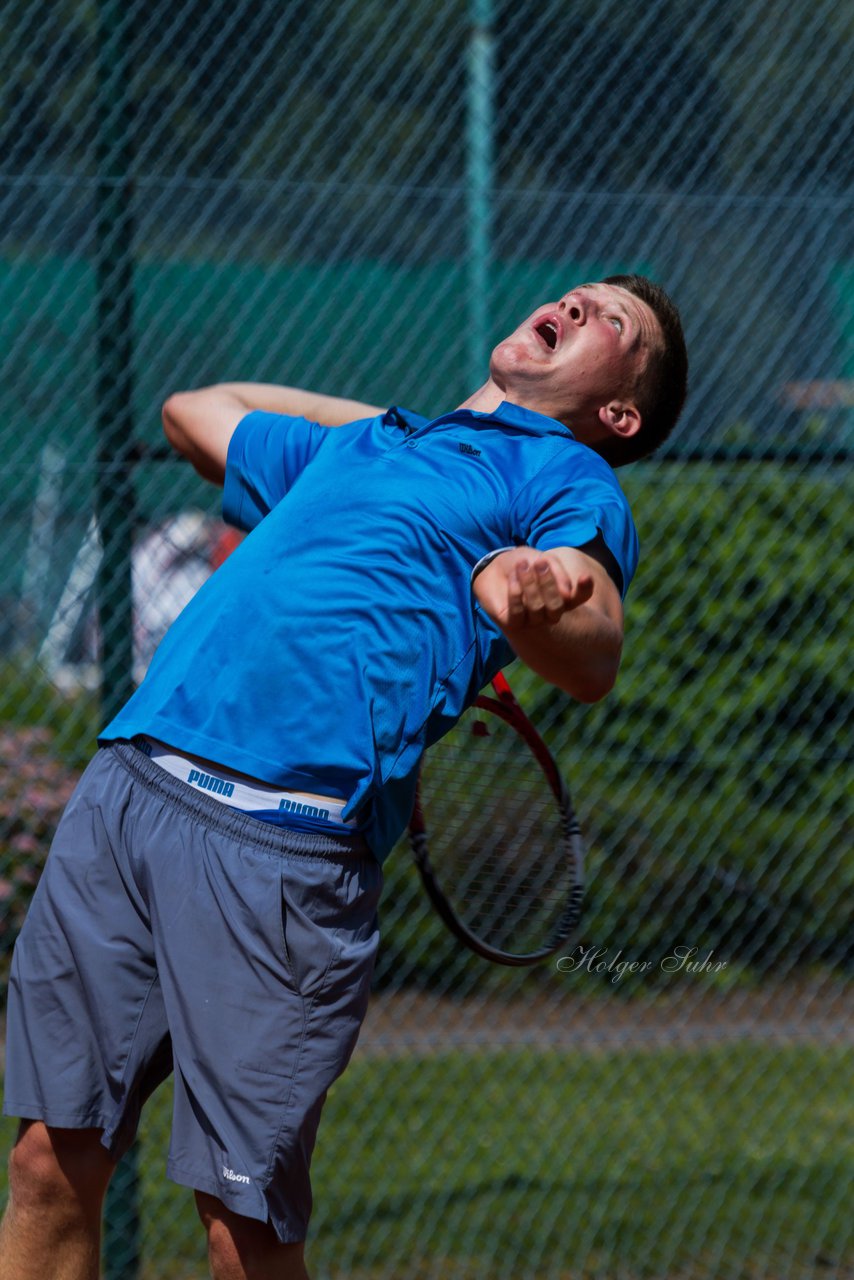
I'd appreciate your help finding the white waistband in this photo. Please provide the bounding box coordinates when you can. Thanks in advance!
[138,738,354,827]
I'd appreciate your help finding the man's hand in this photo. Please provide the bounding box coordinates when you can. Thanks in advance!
[473,545,623,702]
[474,547,594,629]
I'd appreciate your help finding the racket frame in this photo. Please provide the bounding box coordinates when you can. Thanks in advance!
[409,673,584,966]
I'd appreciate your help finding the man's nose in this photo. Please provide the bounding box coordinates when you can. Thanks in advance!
[558,294,586,324]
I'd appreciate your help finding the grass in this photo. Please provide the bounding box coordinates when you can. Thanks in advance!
[1,1041,852,1279]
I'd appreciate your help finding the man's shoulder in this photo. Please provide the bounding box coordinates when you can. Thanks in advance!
[521,431,631,501]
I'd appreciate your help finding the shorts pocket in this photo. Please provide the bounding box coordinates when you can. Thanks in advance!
[279,864,341,1001]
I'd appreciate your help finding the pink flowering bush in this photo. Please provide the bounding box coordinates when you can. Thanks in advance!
[0,727,80,994]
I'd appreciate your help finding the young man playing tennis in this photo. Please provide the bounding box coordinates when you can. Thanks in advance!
[0,275,687,1280]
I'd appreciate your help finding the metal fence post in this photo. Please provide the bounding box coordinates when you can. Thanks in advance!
[95,0,140,1275]
[467,0,495,388]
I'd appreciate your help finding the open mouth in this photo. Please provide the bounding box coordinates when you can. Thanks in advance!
[534,319,558,350]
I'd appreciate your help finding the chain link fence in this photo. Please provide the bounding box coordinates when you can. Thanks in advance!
[1,0,852,1276]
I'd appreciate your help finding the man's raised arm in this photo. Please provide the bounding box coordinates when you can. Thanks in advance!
[162,382,385,485]
[472,545,624,703]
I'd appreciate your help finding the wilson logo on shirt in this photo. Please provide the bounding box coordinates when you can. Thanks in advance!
[459,442,482,457]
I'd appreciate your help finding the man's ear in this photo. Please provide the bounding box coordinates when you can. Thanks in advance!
[598,400,642,440]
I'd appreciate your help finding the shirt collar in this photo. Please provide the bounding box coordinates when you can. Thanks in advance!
[484,400,576,438]
[386,401,575,439]
[383,406,428,433]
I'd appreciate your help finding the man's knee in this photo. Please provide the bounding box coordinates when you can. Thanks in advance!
[196,1191,308,1279]
[7,1121,114,1216]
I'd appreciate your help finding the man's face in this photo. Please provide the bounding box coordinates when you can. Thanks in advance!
[489,282,661,441]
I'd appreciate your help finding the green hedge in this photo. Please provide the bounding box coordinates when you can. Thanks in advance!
[377,465,853,990]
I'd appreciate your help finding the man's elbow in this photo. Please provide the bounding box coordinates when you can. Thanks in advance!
[569,666,618,703]
[161,390,230,485]
[529,654,619,703]
[561,647,622,703]
[162,392,192,453]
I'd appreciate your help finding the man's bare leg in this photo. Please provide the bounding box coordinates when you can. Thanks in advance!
[0,1120,115,1280]
[196,1192,310,1280]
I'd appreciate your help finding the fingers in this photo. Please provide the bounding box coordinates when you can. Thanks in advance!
[517,559,568,624]
[508,555,593,627]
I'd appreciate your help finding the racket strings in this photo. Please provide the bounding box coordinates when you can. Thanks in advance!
[418,709,577,954]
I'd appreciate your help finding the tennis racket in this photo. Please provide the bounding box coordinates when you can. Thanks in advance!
[409,671,584,966]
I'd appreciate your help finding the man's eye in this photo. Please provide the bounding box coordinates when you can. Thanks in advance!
[609,316,623,334]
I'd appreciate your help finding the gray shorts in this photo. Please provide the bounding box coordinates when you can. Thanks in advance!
[3,742,382,1243]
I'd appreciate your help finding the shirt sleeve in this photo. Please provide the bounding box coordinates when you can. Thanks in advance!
[222,410,332,531]
[473,604,516,686]
[511,445,640,599]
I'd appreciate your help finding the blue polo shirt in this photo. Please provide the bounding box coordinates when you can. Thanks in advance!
[102,403,638,860]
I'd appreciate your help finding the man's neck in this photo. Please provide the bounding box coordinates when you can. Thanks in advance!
[456,380,571,429]
[455,380,605,453]
[456,379,505,414]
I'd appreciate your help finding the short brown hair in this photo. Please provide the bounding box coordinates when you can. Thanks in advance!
[598,274,688,466]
